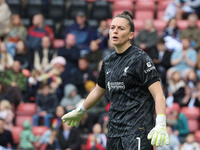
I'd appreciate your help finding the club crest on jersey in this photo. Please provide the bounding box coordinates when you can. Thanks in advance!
[123,66,129,76]
[146,62,151,67]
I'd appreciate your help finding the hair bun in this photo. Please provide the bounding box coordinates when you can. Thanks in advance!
[121,10,133,20]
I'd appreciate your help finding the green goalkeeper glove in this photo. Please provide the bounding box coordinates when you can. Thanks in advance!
[147,114,170,147]
[61,104,87,127]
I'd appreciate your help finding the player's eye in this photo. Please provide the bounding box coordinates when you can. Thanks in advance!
[110,26,115,29]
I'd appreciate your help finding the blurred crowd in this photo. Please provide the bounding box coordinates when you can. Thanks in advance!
[0,0,200,150]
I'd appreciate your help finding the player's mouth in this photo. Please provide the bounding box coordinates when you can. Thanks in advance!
[112,36,118,41]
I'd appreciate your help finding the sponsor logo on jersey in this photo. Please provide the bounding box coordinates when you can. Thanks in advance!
[144,66,156,73]
[146,62,151,67]
[123,66,129,76]
[107,81,125,91]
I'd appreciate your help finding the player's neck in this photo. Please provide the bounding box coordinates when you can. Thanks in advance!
[115,42,131,54]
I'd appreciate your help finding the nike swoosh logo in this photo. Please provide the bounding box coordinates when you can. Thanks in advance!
[106,71,111,74]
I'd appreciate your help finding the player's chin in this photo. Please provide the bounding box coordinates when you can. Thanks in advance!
[111,41,120,46]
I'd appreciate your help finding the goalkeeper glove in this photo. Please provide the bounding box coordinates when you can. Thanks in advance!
[147,114,170,147]
[61,104,87,127]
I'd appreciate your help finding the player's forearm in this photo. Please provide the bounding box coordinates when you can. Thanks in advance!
[83,84,106,110]
[155,94,166,115]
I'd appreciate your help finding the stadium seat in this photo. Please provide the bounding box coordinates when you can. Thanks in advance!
[21,18,31,29]
[6,0,21,15]
[53,39,65,49]
[156,0,173,19]
[87,19,99,29]
[16,103,36,116]
[90,1,110,21]
[154,20,167,35]
[68,1,88,19]
[47,0,66,22]
[197,20,200,28]
[187,119,199,132]
[195,130,200,142]
[166,103,180,117]
[177,20,189,30]
[32,126,49,136]
[12,126,23,144]
[180,107,200,120]
[56,19,75,39]
[15,116,33,127]
[133,19,143,32]
[106,19,112,28]
[112,10,124,18]
[26,0,44,18]
[113,1,133,12]
[134,1,155,20]
[44,19,56,32]
[40,144,47,150]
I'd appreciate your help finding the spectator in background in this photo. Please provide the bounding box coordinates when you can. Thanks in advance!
[181,133,200,150]
[33,84,58,127]
[0,82,10,102]
[134,19,158,52]
[171,109,189,143]
[23,69,42,102]
[162,18,182,51]
[92,20,109,49]
[85,40,102,71]
[167,37,197,80]
[182,70,200,107]
[0,42,13,72]
[176,0,200,20]
[0,14,27,58]
[181,14,200,50]
[0,118,15,149]
[35,105,65,149]
[0,61,27,108]
[64,11,94,49]
[57,122,81,150]
[40,56,66,92]
[26,14,54,68]
[102,39,115,59]
[0,0,11,38]
[14,40,29,69]
[46,130,60,150]
[60,84,81,112]
[197,50,200,79]
[34,36,57,73]
[71,57,95,97]
[58,33,80,86]
[148,39,172,86]
[166,71,185,107]
[0,100,14,132]
[156,126,179,150]
[86,123,107,150]
[19,120,39,150]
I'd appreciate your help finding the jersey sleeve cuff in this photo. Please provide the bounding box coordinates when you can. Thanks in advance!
[144,77,160,89]
[97,81,106,89]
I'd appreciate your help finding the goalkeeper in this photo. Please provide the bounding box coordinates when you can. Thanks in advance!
[62,10,169,150]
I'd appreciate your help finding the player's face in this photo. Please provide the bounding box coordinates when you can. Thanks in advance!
[109,17,133,46]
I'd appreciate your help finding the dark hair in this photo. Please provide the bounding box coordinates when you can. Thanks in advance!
[0,118,5,122]
[0,82,6,94]
[40,83,50,89]
[157,38,165,44]
[113,10,134,32]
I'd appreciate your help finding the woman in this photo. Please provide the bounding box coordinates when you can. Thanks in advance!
[62,11,169,149]
[162,18,182,51]
[14,40,29,69]
[0,14,27,57]
[0,42,13,72]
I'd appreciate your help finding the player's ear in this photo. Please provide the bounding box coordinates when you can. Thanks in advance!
[129,32,134,40]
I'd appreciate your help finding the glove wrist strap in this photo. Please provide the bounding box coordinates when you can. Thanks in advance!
[76,103,87,114]
[156,114,166,124]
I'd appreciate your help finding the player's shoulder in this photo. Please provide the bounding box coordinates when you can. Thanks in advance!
[131,45,150,60]
[103,50,116,62]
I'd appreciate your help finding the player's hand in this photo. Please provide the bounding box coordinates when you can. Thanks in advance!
[147,115,169,147]
[61,104,87,127]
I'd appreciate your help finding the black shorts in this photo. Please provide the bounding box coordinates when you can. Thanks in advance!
[106,130,153,150]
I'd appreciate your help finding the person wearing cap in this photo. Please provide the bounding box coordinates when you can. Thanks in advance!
[64,11,94,49]
[40,56,66,91]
